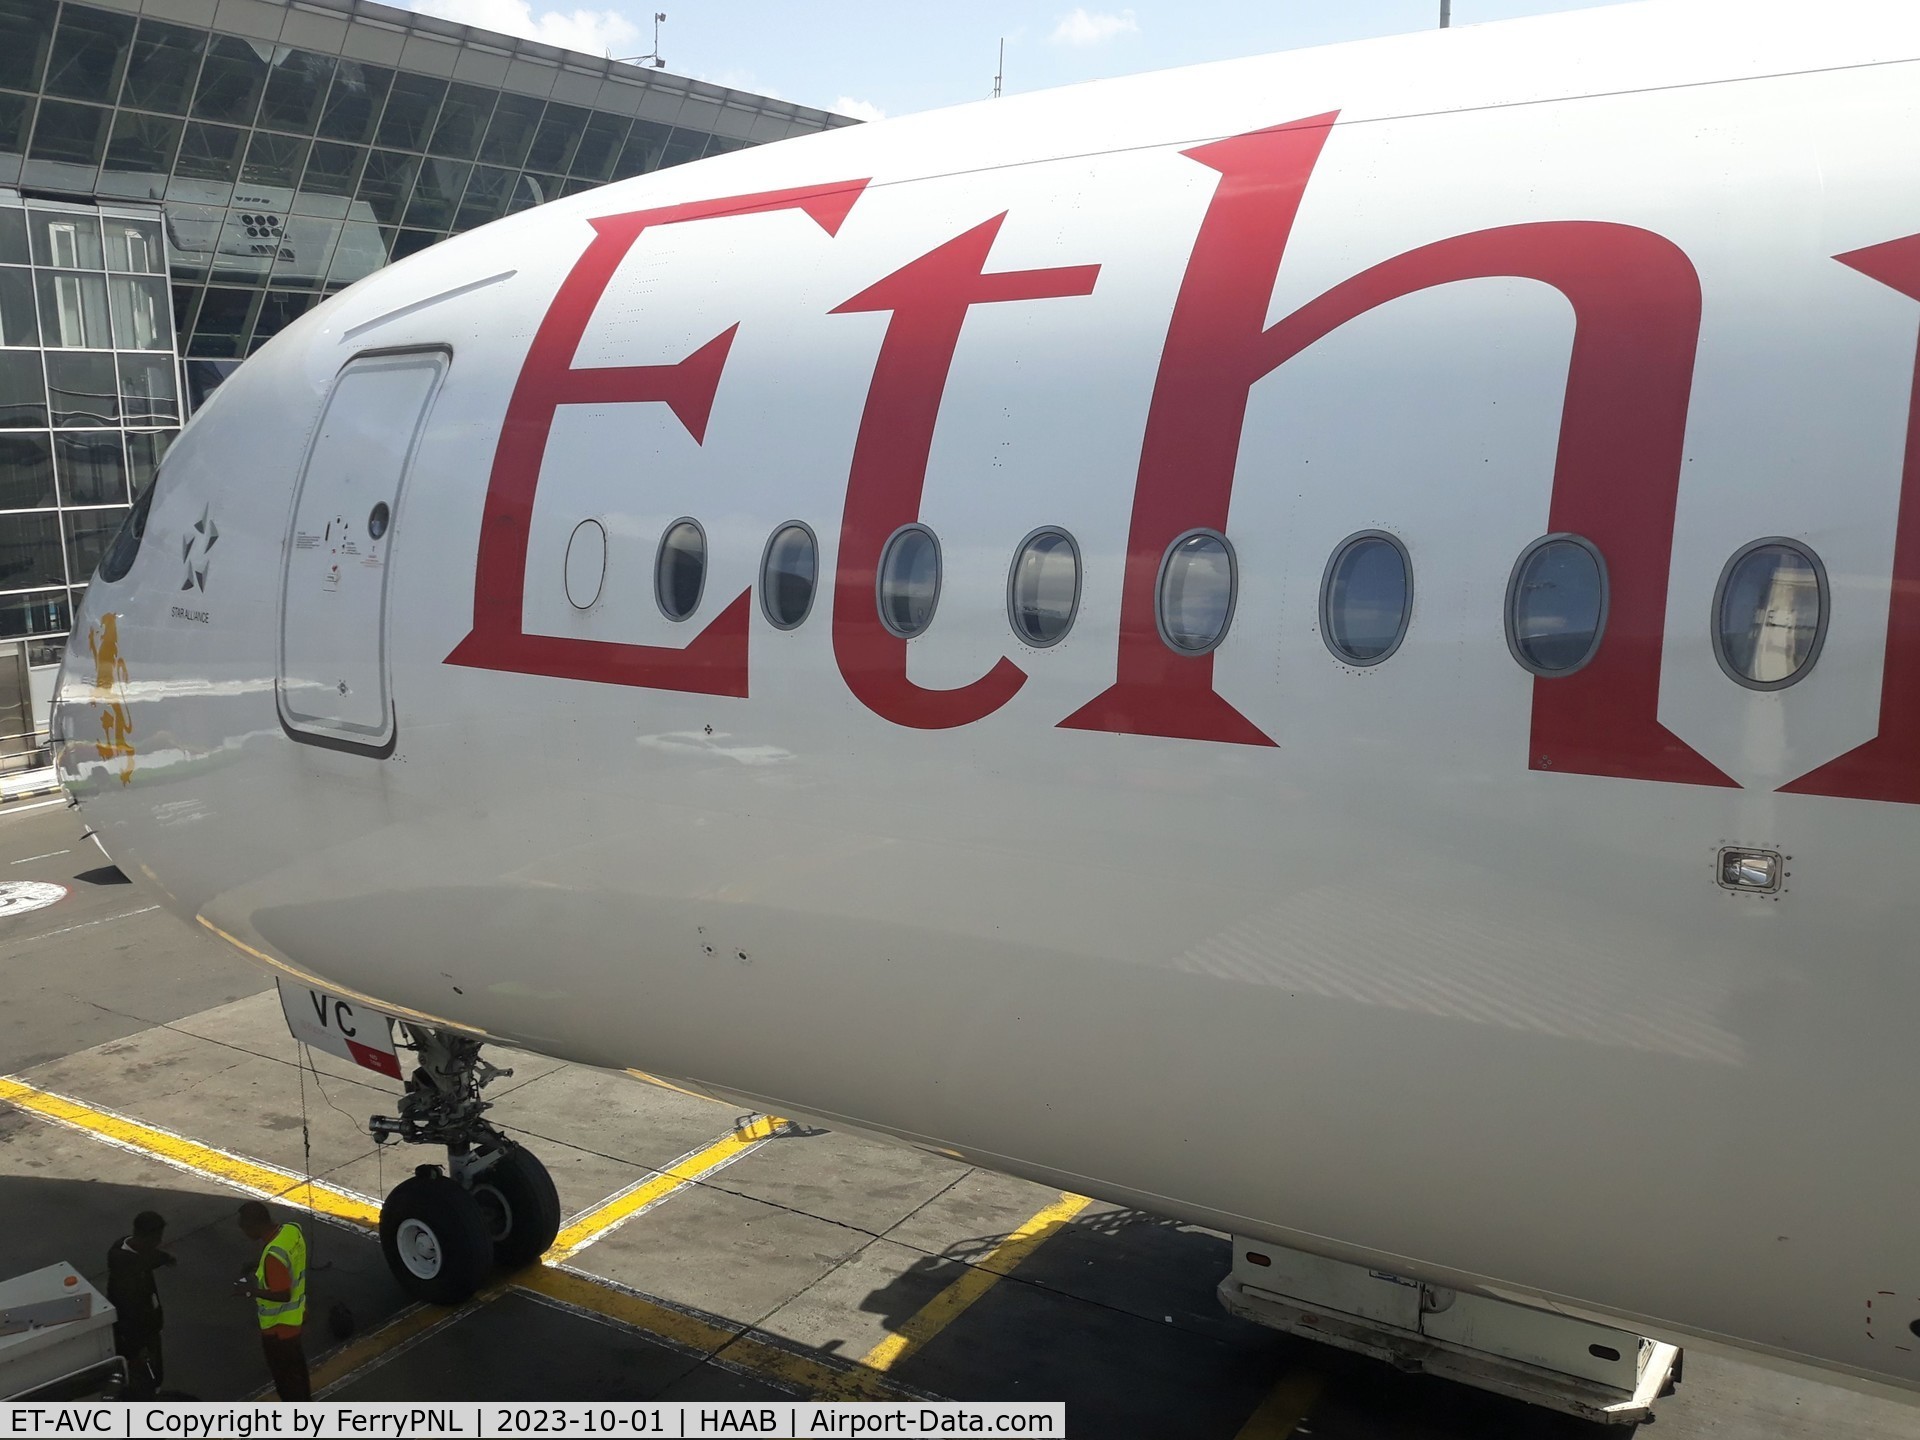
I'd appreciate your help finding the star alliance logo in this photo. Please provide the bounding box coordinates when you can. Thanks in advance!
[182,506,217,591]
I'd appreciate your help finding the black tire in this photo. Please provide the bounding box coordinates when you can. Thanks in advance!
[379,1167,493,1304]
[471,1144,562,1270]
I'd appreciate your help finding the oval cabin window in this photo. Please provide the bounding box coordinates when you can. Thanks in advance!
[1157,530,1236,654]
[878,526,940,638]
[1322,532,1411,664]
[1714,539,1827,690]
[1008,529,1080,647]
[655,519,706,621]
[761,523,817,630]
[1506,535,1606,675]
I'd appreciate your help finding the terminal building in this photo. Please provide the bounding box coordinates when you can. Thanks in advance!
[0,0,851,772]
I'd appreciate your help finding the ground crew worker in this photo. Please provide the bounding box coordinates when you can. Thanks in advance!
[105,1210,174,1399]
[233,1201,309,1400]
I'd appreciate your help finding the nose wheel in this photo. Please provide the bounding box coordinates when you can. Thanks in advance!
[469,1143,562,1270]
[379,1168,492,1304]
[368,1027,563,1302]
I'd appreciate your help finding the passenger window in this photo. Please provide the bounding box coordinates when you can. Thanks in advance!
[1008,528,1080,647]
[878,525,940,638]
[1506,535,1606,675]
[761,522,817,630]
[1321,531,1411,664]
[654,519,705,621]
[1157,530,1235,654]
[1714,539,1826,689]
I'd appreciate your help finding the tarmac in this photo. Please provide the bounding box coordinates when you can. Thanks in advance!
[0,795,1915,1438]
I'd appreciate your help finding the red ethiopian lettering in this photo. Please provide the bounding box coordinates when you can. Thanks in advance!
[830,214,1099,728]
[445,178,870,696]
[1782,235,1920,803]
[1059,112,1733,787]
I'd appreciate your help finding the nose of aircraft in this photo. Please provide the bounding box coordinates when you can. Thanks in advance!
[51,494,152,804]
[47,334,303,830]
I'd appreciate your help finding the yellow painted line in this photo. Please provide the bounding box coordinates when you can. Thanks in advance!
[517,1266,915,1401]
[843,1191,1092,1386]
[305,1282,516,1398]
[1233,1372,1325,1439]
[2,1068,932,1402]
[0,1075,379,1227]
[625,1068,723,1103]
[547,1115,787,1260]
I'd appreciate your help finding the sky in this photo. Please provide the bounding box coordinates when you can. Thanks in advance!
[386,0,1649,122]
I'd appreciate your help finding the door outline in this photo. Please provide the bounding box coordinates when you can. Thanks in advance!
[276,344,450,758]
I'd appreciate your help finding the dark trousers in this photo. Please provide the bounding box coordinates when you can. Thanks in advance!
[260,1332,310,1401]
[113,1327,162,1400]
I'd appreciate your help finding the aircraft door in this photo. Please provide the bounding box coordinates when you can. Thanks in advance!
[277,348,447,755]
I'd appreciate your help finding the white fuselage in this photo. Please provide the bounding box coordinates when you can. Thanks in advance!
[51,0,1920,1398]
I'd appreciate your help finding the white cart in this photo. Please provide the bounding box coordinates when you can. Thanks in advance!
[0,1262,125,1400]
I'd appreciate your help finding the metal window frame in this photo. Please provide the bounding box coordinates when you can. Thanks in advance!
[1710,536,1830,693]
[1318,528,1413,667]
[1503,531,1609,679]
[758,519,817,631]
[0,197,178,626]
[1154,526,1238,656]
[652,515,707,623]
[876,522,941,639]
[1005,525,1082,650]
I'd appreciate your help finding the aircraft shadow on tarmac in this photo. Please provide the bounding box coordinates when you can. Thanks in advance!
[0,1166,1625,1434]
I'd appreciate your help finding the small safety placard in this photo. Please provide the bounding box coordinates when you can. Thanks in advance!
[278,979,403,1080]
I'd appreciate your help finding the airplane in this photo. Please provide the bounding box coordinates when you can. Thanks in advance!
[45,0,1920,1414]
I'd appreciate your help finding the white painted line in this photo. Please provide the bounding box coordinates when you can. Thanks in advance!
[15,904,159,942]
[0,798,67,816]
[10,850,71,865]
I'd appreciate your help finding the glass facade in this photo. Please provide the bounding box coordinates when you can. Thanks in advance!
[0,197,176,664]
[0,0,848,689]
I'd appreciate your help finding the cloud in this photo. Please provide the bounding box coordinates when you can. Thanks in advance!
[832,96,886,123]
[1050,7,1138,46]
[403,0,641,57]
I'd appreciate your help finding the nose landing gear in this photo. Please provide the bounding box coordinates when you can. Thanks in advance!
[368,1027,561,1303]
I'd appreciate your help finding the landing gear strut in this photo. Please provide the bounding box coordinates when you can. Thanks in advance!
[368,1027,561,1302]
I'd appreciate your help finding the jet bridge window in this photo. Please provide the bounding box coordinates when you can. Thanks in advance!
[1321,531,1411,665]
[1713,539,1827,690]
[878,525,940,638]
[1008,528,1080,647]
[760,522,817,630]
[1157,530,1236,654]
[1506,534,1607,676]
[654,518,706,622]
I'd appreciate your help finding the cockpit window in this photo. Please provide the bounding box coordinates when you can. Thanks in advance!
[96,470,157,584]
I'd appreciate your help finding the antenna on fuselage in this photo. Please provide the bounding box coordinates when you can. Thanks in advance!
[993,37,1004,98]
[1440,1,1452,26]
